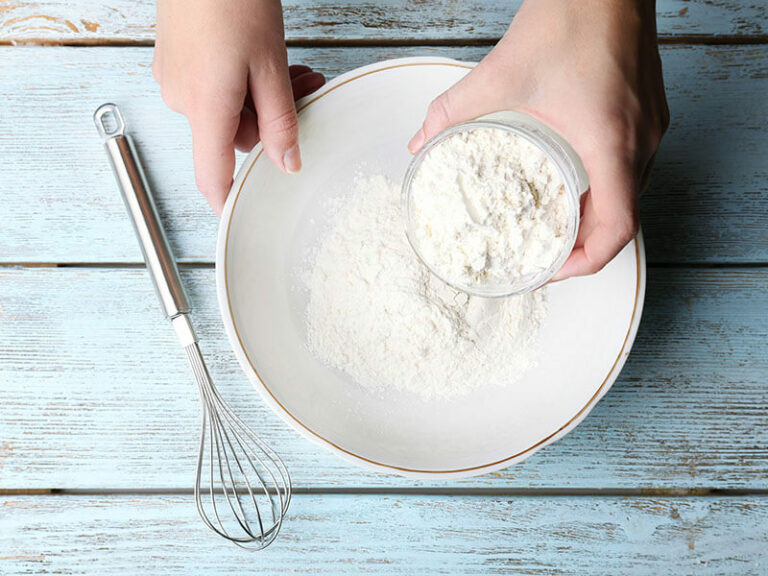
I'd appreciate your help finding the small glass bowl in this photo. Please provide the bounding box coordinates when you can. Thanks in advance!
[402,111,589,298]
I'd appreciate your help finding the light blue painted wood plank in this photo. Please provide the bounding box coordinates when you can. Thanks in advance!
[0,0,765,43]
[0,45,766,264]
[1,494,767,575]
[1,267,766,490]
[642,46,768,263]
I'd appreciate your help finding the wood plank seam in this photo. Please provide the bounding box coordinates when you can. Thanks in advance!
[2,35,768,47]
[3,488,768,496]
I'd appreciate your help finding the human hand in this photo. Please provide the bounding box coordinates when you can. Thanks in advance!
[154,0,325,214]
[408,0,669,279]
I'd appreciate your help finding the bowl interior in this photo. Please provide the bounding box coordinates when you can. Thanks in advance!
[220,60,642,475]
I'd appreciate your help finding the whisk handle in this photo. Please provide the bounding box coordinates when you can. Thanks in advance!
[94,103,191,320]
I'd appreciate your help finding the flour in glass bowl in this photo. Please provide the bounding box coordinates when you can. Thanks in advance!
[305,174,546,400]
[409,127,570,290]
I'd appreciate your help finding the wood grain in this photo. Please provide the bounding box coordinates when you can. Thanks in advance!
[1,267,766,490]
[1,494,767,575]
[0,45,765,264]
[0,2,765,568]
[0,0,765,44]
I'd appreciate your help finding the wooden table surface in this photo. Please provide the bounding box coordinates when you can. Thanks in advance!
[1,1,767,574]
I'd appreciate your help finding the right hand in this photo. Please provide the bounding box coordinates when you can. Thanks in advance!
[154,0,325,214]
[408,0,669,280]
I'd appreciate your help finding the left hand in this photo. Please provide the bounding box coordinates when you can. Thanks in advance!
[153,0,325,214]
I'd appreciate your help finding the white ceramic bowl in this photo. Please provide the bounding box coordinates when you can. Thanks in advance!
[216,57,646,479]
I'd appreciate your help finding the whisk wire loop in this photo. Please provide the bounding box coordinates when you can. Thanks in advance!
[186,343,290,549]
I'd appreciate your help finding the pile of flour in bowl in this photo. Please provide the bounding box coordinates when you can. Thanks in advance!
[305,174,546,399]
[409,128,570,289]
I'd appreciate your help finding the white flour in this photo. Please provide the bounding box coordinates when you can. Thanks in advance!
[410,128,569,289]
[305,174,545,399]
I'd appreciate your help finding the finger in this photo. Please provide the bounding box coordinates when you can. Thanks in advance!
[552,225,625,280]
[246,71,324,108]
[288,64,314,79]
[250,50,301,174]
[573,191,598,248]
[408,65,499,153]
[234,106,260,153]
[291,71,326,100]
[552,155,638,280]
[189,106,240,216]
[235,71,324,154]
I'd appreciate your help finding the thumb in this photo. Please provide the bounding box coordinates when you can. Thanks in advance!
[250,49,301,174]
[408,66,498,154]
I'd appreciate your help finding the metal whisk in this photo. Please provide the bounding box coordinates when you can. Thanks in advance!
[94,103,291,548]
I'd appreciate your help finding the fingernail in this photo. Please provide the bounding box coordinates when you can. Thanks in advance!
[283,145,301,174]
[408,128,425,154]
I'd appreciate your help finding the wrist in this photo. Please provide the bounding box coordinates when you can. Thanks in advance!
[515,0,656,38]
